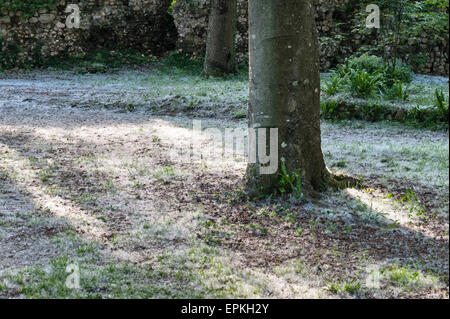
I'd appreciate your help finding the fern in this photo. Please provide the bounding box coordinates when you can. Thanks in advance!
[349,70,382,97]
[323,74,345,96]
[277,162,303,198]
[434,89,449,121]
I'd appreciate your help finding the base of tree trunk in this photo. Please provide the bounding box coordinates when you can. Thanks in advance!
[203,64,236,78]
[328,171,364,190]
[244,167,364,200]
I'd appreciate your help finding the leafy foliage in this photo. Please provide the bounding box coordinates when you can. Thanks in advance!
[323,74,346,96]
[0,0,58,20]
[160,51,203,75]
[434,88,449,121]
[383,80,409,102]
[349,69,383,97]
[341,53,386,75]
[359,0,448,74]
[168,1,177,14]
[332,54,413,98]
[320,100,339,117]
[424,0,449,9]
[276,163,303,199]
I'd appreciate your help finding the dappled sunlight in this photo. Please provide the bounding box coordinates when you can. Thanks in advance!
[345,187,448,239]
[0,68,448,299]
[346,188,412,225]
[0,143,109,241]
[360,260,446,299]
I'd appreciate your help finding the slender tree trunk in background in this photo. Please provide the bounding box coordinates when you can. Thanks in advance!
[246,0,330,196]
[204,0,237,76]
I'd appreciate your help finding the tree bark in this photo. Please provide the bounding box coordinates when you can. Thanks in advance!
[204,0,237,76]
[246,0,329,196]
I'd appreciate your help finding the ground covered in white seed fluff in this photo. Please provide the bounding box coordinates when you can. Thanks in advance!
[0,70,448,298]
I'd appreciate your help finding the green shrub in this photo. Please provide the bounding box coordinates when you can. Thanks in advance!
[323,74,346,96]
[335,54,413,85]
[408,105,428,122]
[345,53,385,75]
[405,102,448,126]
[232,108,247,119]
[78,62,108,74]
[383,80,409,101]
[434,88,449,121]
[384,59,414,85]
[332,54,413,99]
[349,69,383,97]
[320,100,339,117]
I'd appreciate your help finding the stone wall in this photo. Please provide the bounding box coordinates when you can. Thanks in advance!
[0,0,448,76]
[0,0,177,67]
[172,0,449,76]
[172,0,353,68]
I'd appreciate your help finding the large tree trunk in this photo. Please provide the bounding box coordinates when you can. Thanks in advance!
[246,0,329,196]
[204,0,237,76]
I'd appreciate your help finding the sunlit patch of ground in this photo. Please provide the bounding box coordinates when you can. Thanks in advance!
[0,71,448,299]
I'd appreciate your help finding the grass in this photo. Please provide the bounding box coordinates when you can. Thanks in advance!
[1,233,266,298]
[327,281,361,296]
[153,166,176,181]
[0,168,8,181]
[378,264,443,291]
[3,52,446,129]
[320,56,448,128]
[323,135,449,191]
[5,255,198,298]
[0,68,448,299]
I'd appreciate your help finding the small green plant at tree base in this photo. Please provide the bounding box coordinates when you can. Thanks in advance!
[276,162,303,199]
[168,0,177,14]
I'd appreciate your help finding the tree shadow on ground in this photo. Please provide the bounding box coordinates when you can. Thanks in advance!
[0,115,448,298]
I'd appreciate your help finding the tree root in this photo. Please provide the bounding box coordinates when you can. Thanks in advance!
[327,169,365,190]
[244,167,365,201]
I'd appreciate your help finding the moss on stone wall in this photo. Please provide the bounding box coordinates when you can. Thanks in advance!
[0,0,58,19]
[0,0,448,75]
